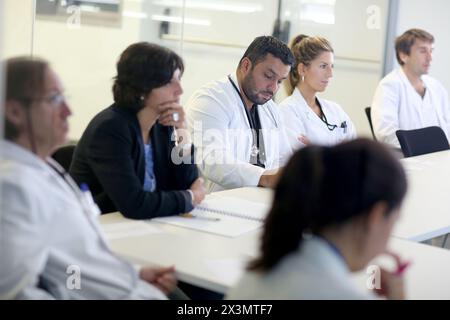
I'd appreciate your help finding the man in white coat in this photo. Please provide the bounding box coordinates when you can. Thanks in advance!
[186,36,294,193]
[372,28,450,147]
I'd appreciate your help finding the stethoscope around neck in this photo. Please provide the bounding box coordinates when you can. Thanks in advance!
[227,75,271,165]
[313,97,348,133]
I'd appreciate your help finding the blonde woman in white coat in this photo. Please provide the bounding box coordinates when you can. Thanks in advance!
[228,139,408,300]
[280,35,356,149]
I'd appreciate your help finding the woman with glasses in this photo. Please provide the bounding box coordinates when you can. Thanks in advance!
[70,42,206,220]
[0,57,176,299]
[228,139,408,300]
[280,35,356,149]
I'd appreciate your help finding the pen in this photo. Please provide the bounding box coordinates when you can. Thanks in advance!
[340,121,347,134]
[384,251,411,276]
[395,261,411,276]
[79,183,101,216]
[180,213,220,222]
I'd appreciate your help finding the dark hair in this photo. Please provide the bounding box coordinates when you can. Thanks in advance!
[395,28,434,66]
[238,36,294,69]
[112,42,184,112]
[248,139,407,272]
[287,34,334,94]
[4,57,49,140]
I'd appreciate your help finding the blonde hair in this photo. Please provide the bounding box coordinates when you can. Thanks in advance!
[287,35,334,95]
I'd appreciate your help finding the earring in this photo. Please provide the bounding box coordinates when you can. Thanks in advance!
[140,95,145,101]
[301,75,305,82]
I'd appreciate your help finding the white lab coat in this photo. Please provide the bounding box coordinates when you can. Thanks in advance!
[227,236,375,300]
[279,88,357,149]
[186,73,293,193]
[371,68,450,147]
[0,140,166,300]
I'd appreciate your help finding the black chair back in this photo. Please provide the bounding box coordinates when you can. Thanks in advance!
[365,107,376,140]
[51,145,76,171]
[396,126,450,158]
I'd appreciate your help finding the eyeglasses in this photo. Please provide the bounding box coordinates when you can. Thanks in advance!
[41,93,68,107]
[27,92,69,108]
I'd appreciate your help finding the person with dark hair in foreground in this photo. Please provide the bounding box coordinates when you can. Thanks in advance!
[228,138,408,300]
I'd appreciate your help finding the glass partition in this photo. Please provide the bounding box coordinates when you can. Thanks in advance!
[2,0,390,140]
[31,0,183,139]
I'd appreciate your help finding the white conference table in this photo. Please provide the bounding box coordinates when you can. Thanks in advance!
[101,212,259,294]
[394,150,450,241]
[217,150,450,243]
[99,150,450,298]
[100,212,450,299]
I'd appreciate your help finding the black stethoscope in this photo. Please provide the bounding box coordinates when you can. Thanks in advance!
[228,75,266,168]
[316,98,347,134]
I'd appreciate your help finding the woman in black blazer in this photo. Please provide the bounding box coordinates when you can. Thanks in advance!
[70,42,206,219]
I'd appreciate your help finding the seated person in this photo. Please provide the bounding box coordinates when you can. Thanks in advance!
[70,42,206,219]
[280,34,356,149]
[186,36,294,193]
[372,28,450,147]
[0,57,176,299]
[227,139,408,300]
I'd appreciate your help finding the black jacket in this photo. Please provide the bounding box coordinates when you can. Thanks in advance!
[69,104,198,219]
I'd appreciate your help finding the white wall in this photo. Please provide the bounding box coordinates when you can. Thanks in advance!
[178,0,278,107]
[3,0,34,57]
[32,0,152,140]
[3,0,181,140]
[395,0,450,92]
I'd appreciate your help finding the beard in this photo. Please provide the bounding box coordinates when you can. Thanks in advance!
[241,72,274,105]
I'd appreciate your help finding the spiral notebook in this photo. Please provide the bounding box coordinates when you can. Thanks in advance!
[152,194,270,237]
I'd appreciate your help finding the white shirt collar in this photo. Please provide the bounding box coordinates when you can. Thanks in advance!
[1,140,47,168]
[291,87,321,116]
[398,67,427,90]
[229,72,239,89]
[301,236,351,275]
[0,139,66,175]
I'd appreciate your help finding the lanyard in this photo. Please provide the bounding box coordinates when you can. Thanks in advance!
[228,75,266,168]
[47,159,100,219]
[46,159,136,279]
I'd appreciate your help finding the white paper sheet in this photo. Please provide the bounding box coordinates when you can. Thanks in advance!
[102,221,162,240]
